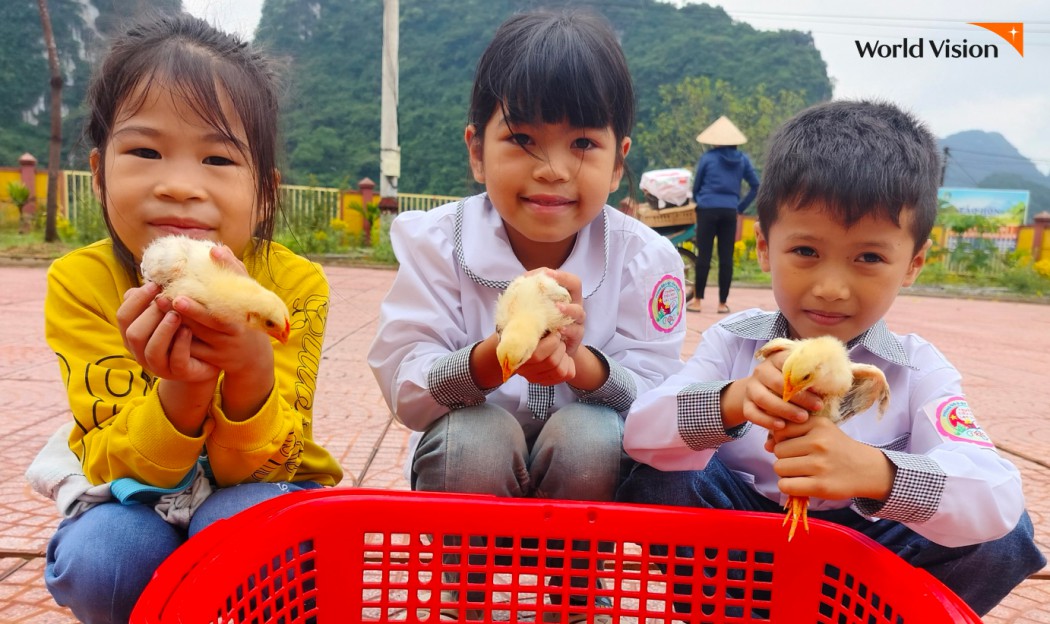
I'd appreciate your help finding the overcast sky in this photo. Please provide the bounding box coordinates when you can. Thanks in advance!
[182,0,1050,174]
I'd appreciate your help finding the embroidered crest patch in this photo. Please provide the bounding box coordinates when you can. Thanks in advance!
[928,396,994,448]
[648,274,683,333]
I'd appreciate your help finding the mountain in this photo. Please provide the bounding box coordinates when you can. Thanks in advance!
[256,0,832,194]
[0,0,831,196]
[0,0,181,170]
[940,130,1050,222]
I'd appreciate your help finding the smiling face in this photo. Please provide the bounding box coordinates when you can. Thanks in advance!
[91,81,258,262]
[466,112,630,269]
[756,204,930,342]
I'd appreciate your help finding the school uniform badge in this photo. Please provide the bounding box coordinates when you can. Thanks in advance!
[648,274,683,333]
[926,396,994,448]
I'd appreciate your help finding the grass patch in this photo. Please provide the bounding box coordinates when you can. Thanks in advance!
[0,231,75,261]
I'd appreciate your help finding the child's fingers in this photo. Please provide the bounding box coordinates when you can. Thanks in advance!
[746,381,808,426]
[543,268,582,303]
[776,475,821,498]
[530,332,564,360]
[517,336,573,384]
[769,431,812,460]
[166,326,195,377]
[208,244,248,275]
[140,311,182,373]
[788,390,823,414]
[120,299,168,356]
[117,282,161,326]
[742,402,789,431]
[772,452,811,477]
[556,301,585,326]
[171,296,236,334]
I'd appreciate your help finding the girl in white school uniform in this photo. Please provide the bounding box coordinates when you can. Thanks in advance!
[369,8,684,506]
[368,11,685,620]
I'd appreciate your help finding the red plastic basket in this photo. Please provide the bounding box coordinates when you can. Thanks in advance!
[132,489,980,623]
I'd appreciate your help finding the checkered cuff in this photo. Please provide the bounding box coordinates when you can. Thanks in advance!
[427,344,492,410]
[853,450,945,523]
[676,380,750,450]
[570,346,636,413]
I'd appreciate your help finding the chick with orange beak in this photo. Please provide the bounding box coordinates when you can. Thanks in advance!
[141,235,291,344]
[757,336,890,540]
[494,273,574,382]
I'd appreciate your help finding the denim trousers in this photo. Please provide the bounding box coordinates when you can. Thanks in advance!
[616,458,1046,616]
[44,480,321,624]
[412,401,629,500]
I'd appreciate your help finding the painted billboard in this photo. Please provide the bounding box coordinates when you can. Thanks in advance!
[937,187,1031,224]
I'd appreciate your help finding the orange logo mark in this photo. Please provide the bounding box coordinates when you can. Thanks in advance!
[969,22,1024,57]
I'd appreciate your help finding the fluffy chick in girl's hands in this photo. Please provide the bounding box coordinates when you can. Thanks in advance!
[495,273,574,382]
[140,235,291,343]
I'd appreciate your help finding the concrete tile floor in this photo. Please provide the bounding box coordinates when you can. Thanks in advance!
[0,264,1046,622]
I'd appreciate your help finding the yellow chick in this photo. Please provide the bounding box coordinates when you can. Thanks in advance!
[140,235,291,344]
[756,336,890,540]
[494,273,574,382]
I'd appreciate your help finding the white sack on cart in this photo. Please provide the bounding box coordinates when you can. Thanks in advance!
[640,168,693,208]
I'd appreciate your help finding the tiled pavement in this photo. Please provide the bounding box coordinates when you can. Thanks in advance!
[0,262,1047,622]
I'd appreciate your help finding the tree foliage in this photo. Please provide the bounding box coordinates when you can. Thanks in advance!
[635,76,808,174]
[0,0,832,198]
[0,0,179,169]
[257,0,832,194]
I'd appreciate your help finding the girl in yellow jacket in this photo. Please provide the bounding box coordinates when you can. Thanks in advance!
[38,14,341,623]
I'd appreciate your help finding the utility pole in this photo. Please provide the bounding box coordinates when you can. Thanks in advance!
[379,0,400,214]
[940,146,949,186]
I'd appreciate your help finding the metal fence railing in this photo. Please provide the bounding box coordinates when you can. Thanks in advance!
[396,193,460,213]
[64,171,458,221]
[64,170,95,223]
[278,184,342,234]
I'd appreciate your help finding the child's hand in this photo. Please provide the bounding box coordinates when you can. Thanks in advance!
[736,351,822,431]
[513,331,576,385]
[164,246,277,419]
[165,245,272,374]
[118,281,219,384]
[541,269,585,358]
[511,268,585,386]
[167,295,275,379]
[207,243,249,276]
[767,417,895,502]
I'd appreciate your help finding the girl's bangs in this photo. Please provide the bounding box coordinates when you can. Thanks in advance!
[497,40,614,130]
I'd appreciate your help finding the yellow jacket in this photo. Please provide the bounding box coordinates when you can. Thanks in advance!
[45,239,342,488]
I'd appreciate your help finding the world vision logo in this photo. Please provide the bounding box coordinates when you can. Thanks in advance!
[969,23,1024,56]
[855,22,1023,59]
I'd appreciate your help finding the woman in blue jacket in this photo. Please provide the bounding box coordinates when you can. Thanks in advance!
[688,116,760,313]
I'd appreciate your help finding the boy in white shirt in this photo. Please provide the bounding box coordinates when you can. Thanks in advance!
[618,100,1044,616]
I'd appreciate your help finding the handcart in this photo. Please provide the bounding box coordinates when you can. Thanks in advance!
[131,489,981,623]
[635,202,698,303]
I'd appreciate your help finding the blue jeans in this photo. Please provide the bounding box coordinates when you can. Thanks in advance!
[44,481,322,624]
[412,401,628,500]
[616,459,1046,616]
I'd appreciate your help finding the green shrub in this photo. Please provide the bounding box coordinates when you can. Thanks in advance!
[372,213,397,265]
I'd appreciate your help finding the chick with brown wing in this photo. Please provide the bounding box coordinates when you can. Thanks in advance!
[756,336,890,540]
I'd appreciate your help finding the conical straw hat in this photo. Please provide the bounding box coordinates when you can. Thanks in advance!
[695,116,747,146]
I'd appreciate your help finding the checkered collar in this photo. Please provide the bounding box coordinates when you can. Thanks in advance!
[453,193,610,298]
[721,311,914,369]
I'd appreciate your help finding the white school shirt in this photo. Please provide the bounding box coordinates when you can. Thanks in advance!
[368,194,687,456]
[623,309,1026,548]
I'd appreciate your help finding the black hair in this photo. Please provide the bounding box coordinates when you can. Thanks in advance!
[85,12,282,280]
[468,10,635,171]
[755,100,940,252]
